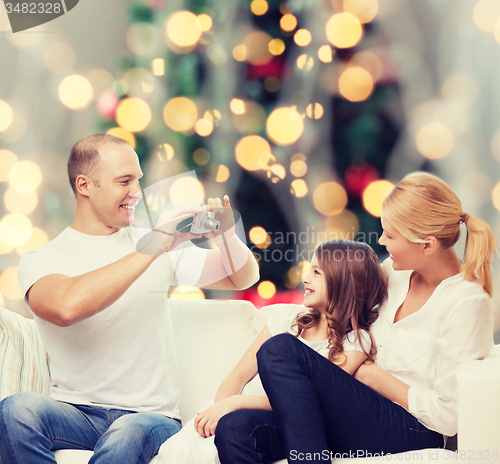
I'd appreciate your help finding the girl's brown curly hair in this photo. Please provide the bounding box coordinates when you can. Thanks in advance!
[293,240,388,365]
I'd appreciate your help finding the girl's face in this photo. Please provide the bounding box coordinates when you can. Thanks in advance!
[302,255,328,312]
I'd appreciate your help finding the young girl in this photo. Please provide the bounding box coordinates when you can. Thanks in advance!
[157,239,388,464]
[215,172,496,464]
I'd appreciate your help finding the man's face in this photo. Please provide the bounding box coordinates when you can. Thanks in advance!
[87,143,143,233]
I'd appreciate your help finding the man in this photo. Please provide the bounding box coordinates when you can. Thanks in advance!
[0,134,259,464]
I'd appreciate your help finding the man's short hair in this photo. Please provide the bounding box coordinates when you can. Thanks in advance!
[68,134,128,194]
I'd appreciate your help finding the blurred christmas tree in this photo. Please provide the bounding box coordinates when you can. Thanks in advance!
[94,0,403,303]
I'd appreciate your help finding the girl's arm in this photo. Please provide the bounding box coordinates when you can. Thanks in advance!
[340,350,369,376]
[194,325,273,437]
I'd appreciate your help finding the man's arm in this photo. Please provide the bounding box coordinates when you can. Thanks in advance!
[28,204,205,327]
[27,251,159,327]
[194,196,259,290]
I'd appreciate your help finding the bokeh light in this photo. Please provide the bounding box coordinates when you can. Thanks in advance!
[313,182,348,216]
[324,209,360,239]
[267,164,286,183]
[290,159,308,177]
[415,123,454,159]
[0,267,23,300]
[492,182,500,211]
[343,0,379,24]
[152,58,165,76]
[0,100,14,132]
[16,227,49,256]
[198,14,213,31]
[266,107,304,146]
[269,38,286,55]
[306,103,324,119]
[116,97,152,132]
[294,29,312,47]
[106,127,136,149]
[291,179,308,197]
[170,286,205,299]
[0,234,14,255]
[258,280,276,299]
[193,148,210,165]
[249,226,272,249]
[318,45,334,63]
[170,177,205,205]
[58,75,94,110]
[362,180,394,217]
[9,160,42,192]
[251,0,268,15]
[280,14,297,31]
[243,31,273,65]
[338,67,374,102]
[297,54,314,70]
[194,118,214,136]
[157,143,175,161]
[473,0,500,32]
[230,98,246,114]
[235,135,274,171]
[232,45,247,61]
[4,188,38,215]
[126,22,158,56]
[285,261,311,289]
[165,11,202,48]
[163,97,198,132]
[0,150,18,182]
[326,13,363,48]
[0,214,33,247]
[215,165,230,183]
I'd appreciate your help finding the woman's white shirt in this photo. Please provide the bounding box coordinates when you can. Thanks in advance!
[370,259,494,436]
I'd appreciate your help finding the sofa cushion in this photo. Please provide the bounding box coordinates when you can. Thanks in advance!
[0,306,50,401]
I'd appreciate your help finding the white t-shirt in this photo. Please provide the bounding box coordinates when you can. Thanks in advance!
[370,259,494,437]
[17,226,207,419]
[242,304,372,396]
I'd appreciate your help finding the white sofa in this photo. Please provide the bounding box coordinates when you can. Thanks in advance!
[1,299,500,464]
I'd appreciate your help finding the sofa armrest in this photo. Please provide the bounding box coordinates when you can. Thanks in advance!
[457,345,500,460]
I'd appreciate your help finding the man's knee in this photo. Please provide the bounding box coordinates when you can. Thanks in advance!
[0,392,51,427]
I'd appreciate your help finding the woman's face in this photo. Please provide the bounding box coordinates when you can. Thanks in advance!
[379,215,422,271]
[302,255,328,312]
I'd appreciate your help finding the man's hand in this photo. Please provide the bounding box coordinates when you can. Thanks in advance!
[205,195,235,238]
[194,396,239,438]
[137,203,204,255]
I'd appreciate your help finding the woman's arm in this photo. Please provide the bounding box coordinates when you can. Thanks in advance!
[194,325,273,437]
[354,363,410,409]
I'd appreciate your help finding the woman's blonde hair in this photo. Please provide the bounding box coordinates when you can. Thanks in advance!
[382,172,496,296]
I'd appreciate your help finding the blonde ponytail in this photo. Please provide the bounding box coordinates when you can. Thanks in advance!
[462,215,496,296]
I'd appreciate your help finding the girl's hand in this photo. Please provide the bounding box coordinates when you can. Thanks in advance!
[194,396,239,438]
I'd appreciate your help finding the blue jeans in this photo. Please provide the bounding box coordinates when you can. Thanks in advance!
[215,334,444,464]
[0,392,181,464]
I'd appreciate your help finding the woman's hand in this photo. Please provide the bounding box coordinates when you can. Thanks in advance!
[194,396,240,438]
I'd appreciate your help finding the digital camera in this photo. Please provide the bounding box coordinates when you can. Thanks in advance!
[176,211,220,234]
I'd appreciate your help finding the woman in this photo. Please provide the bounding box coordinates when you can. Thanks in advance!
[215,172,496,463]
